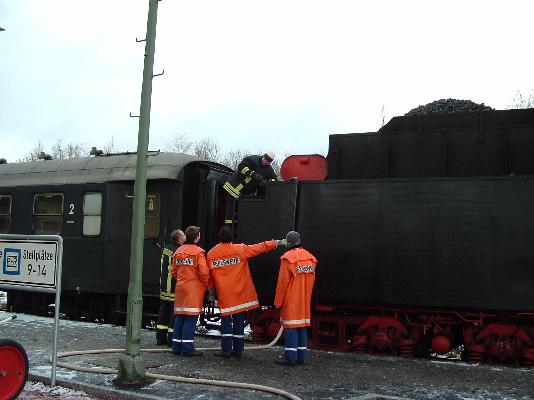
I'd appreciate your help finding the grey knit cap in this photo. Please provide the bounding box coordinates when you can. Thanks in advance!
[286,231,301,247]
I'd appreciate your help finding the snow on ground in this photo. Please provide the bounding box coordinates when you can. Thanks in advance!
[19,381,96,399]
[1,310,125,331]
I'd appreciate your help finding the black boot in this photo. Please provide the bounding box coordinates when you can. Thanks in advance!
[156,330,167,346]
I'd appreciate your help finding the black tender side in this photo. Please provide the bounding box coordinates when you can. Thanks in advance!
[239,108,534,312]
[327,108,534,179]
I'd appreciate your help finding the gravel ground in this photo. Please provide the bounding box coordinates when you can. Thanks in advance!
[1,312,533,400]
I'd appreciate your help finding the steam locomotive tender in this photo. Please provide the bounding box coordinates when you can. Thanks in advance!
[238,108,534,366]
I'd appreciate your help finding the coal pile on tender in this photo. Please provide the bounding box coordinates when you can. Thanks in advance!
[405,98,494,116]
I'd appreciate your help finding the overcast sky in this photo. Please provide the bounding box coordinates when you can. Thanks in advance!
[1,1,533,163]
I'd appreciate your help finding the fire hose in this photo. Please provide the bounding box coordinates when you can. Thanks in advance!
[49,325,303,400]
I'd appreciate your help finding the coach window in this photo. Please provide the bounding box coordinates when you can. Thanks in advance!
[145,193,160,238]
[83,192,102,236]
[0,195,11,233]
[33,193,64,235]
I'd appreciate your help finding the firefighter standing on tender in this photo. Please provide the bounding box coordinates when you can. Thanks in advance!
[222,152,277,226]
[206,226,286,358]
[171,226,209,356]
[274,231,317,366]
[156,229,186,346]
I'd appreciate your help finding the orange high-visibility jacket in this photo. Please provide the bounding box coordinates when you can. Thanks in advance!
[274,247,317,328]
[207,240,276,316]
[171,243,209,316]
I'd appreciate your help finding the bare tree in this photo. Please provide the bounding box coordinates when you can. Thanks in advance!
[164,132,289,177]
[194,137,220,161]
[220,148,251,170]
[102,136,119,154]
[50,139,88,159]
[166,132,221,161]
[51,139,66,159]
[20,141,45,162]
[18,140,102,162]
[65,142,88,158]
[166,132,194,154]
[508,90,534,109]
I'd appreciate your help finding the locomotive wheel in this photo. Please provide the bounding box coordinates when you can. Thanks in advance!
[0,339,29,400]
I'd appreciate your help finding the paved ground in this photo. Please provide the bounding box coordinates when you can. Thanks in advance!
[18,381,99,399]
[1,312,533,400]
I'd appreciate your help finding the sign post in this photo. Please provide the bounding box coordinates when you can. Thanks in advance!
[0,234,63,386]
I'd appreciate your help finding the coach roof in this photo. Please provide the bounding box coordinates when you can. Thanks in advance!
[0,152,230,187]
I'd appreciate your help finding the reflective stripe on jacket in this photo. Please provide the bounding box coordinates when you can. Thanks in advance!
[223,155,277,199]
[207,240,276,316]
[274,247,317,328]
[160,244,178,301]
[172,243,209,316]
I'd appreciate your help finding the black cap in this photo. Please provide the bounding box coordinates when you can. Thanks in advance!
[286,231,300,248]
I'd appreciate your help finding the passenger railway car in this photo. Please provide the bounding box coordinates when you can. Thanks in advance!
[0,151,232,322]
[238,108,534,366]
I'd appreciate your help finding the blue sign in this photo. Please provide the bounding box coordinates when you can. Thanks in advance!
[3,247,21,275]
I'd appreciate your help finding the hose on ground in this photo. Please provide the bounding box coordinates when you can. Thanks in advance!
[50,326,301,400]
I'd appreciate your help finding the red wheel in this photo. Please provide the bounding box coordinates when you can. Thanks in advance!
[0,339,29,400]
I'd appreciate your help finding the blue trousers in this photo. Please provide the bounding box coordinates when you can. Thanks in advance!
[220,312,246,353]
[284,327,308,362]
[172,314,199,354]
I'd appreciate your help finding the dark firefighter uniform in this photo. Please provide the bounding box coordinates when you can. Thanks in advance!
[223,154,277,225]
[156,242,179,346]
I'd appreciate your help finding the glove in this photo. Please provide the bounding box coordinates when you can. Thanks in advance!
[275,239,287,248]
[252,172,265,182]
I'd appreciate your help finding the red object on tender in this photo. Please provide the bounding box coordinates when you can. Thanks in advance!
[280,154,328,181]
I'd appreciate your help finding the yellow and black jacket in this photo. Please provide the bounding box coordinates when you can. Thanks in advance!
[159,243,179,302]
[223,155,277,199]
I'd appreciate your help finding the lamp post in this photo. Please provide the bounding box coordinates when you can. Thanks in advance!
[116,0,160,384]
